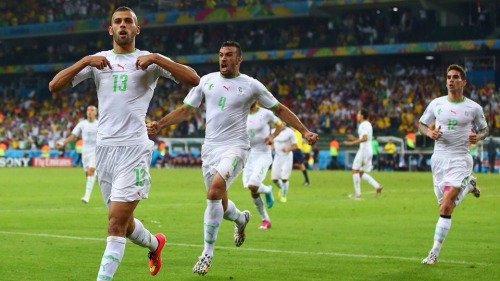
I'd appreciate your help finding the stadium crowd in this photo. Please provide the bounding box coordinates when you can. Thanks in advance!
[1,62,499,152]
[0,4,494,66]
[0,0,306,27]
[0,1,499,154]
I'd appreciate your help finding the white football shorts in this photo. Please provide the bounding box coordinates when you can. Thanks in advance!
[201,144,249,192]
[271,153,293,180]
[352,150,373,172]
[243,151,272,188]
[96,141,154,206]
[430,154,473,204]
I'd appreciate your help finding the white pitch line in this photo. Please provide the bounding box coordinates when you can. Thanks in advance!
[0,230,493,266]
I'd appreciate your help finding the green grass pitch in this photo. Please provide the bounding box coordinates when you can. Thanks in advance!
[0,168,498,280]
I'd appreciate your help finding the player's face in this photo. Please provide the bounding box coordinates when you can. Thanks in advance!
[87,106,97,121]
[109,10,140,46]
[356,111,363,122]
[446,69,466,93]
[219,46,242,78]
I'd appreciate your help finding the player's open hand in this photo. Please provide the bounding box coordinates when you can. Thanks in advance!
[146,121,160,135]
[346,134,356,141]
[55,141,64,149]
[136,54,155,70]
[428,125,442,140]
[88,56,111,70]
[305,132,319,145]
[468,128,478,144]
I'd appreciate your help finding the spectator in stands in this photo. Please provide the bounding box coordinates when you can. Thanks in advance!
[371,136,380,171]
[469,142,482,173]
[384,139,397,170]
[329,136,339,170]
[487,136,497,173]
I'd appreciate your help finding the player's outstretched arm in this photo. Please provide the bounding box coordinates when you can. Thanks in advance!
[137,54,200,87]
[147,104,195,135]
[49,56,111,93]
[271,103,318,145]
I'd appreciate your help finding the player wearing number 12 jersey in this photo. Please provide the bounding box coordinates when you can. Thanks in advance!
[418,64,488,265]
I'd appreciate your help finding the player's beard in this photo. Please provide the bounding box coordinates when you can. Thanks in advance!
[113,32,133,46]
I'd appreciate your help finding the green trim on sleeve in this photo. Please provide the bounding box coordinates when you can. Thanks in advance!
[269,102,279,109]
[183,100,196,108]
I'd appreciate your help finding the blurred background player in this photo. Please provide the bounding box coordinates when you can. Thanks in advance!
[56,105,98,203]
[243,100,283,229]
[344,108,383,199]
[271,123,298,202]
[419,64,488,265]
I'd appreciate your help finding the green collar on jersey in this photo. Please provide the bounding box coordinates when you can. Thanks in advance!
[111,48,138,55]
[446,96,465,103]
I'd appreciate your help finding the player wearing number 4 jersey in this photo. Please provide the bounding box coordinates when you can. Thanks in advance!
[49,6,200,280]
[419,64,488,265]
[147,41,318,276]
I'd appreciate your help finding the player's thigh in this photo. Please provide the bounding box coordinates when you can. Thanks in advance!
[246,153,272,187]
[352,151,363,170]
[202,145,249,191]
[361,154,373,173]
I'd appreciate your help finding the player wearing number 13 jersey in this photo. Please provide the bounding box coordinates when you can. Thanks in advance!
[49,6,200,280]
[418,64,488,265]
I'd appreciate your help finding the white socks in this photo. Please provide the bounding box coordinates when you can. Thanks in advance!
[203,199,223,256]
[352,173,361,195]
[282,181,289,197]
[253,197,270,221]
[83,175,96,200]
[127,218,158,252]
[97,236,126,281]
[256,184,272,194]
[361,173,380,189]
[431,216,452,256]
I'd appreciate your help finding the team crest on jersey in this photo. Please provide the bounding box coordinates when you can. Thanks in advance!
[437,108,442,115]
[207,83,214,90]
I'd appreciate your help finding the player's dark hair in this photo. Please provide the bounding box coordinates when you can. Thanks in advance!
[360,108,369,120]
[112,6,138,25]
[447,64,466,80]
[221,41,242,56]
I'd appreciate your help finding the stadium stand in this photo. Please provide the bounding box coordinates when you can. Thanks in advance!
[0,0,499,170]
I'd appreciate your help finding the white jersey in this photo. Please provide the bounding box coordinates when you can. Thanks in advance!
[247,107,280,153]
[419,96,487,157]
[273,127,297,156]
[184,72,279,147]
[72,49,178,146]
[357,120,373,155]
[71,119,98,154]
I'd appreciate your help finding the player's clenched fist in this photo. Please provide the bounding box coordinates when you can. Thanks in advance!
[146,121,160,135]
